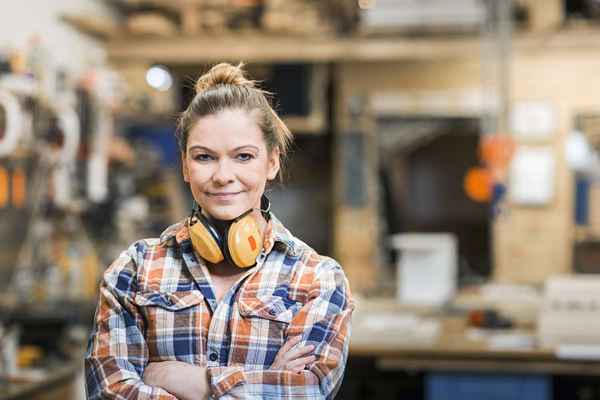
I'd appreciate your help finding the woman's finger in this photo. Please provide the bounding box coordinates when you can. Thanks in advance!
[285,355,317,371]
[275,345,314,368]
[271,336,310,370]
[283,344,315,362]
[278,335,302,354]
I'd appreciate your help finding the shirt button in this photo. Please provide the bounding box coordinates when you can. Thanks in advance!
[209,352,218,362]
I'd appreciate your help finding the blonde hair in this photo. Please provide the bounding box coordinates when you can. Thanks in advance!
[176,62,293,179]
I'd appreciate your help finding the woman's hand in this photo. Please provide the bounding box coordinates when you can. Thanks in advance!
[143,360,210,400]
[270,335,316,373]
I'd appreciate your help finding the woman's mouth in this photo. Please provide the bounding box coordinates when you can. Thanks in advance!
[206,191,242,200]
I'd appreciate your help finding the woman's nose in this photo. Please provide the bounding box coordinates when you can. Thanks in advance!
[212,160,235,184]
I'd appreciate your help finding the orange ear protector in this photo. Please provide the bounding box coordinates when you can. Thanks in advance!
[188,196,271,268]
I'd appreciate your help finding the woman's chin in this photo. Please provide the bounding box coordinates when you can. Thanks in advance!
[203,204,248,221]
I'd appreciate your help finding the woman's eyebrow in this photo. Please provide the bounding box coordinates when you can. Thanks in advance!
[233,145,259,152]
[188,145,259,153]
[188,145,214,152]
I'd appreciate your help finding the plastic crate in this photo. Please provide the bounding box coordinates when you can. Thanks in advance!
[426,372,551,400]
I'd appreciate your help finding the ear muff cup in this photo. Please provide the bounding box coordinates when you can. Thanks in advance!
[226,214,263,268]
[189,214,224,264]
[188,205,266,268]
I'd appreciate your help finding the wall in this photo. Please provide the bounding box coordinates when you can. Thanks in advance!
[494,48,600,283]
[334,58,482,293]
[0,1,115,74]
[335,46,600,292]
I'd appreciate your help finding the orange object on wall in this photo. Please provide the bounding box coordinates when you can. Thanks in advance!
[479,134,515,180]
[0,167,8,208]
[12,166,26,208]
[464,167,492,203]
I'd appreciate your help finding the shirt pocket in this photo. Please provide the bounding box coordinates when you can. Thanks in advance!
[134,290,205,362]
[236,296,300,367]
[238,296,298,324]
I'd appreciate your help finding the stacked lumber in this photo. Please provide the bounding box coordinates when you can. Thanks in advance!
[110,0,264,35]
[66,0,351,38]
[262,0,334,36]
[126,13,178,36]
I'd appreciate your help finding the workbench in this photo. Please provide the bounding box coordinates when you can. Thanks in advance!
[346,298,600,400]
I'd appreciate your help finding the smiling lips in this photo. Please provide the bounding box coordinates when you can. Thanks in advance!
[207,191,242,200]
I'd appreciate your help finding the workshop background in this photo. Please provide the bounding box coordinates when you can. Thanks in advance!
[2,1,600,399]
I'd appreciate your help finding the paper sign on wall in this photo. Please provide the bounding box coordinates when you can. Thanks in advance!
[509,147,555,205]
[510,101,556,140]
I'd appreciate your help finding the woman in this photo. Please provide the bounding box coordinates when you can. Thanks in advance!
[85,63,354,399]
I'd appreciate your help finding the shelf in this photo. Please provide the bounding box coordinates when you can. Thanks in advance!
[105,34,480,64]
[102,26,600,65]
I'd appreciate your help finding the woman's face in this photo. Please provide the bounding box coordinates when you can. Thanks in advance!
[182,108,280,221]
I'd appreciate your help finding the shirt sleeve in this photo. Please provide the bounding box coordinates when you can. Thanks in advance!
[84,241,178,400]
[207,258,354,400]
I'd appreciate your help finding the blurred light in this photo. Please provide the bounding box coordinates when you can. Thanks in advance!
[145,65,173,92]
[358,0,375,10]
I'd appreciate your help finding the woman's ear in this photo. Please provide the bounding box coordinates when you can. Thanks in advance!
[181,152,190,183]
[267,148,280,181]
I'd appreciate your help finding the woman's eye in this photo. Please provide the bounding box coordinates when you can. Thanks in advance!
[193,153,213,161]
[236,153,254,162]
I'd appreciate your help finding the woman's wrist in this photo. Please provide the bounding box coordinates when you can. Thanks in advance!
[144,361,210,400]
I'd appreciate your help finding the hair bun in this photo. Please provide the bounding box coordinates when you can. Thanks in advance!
[195,62,255,94]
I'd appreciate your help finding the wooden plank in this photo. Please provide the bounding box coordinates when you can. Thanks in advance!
[105,27,600,64]
[107,34,482,64]
[332,87,380,294]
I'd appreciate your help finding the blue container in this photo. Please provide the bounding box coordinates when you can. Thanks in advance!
[575,174,590,226]
[426,372,551,400]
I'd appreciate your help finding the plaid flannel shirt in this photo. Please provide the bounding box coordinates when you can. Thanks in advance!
[85,214,354,399]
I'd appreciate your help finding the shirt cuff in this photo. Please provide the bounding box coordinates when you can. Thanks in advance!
[207,366,246,398]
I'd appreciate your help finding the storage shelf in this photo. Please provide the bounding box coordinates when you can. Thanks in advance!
[106,34,481,64]
[61,8,600,64]
[100,27,600,64]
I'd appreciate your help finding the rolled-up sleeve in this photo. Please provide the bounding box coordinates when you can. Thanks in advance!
[207,258,354,399]
[84,242,177,400]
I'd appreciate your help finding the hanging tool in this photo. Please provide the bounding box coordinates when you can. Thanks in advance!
[52,104,80,208]
[0,89,23,158]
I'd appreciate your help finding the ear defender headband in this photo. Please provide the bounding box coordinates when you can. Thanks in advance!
[188,196,271,268]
